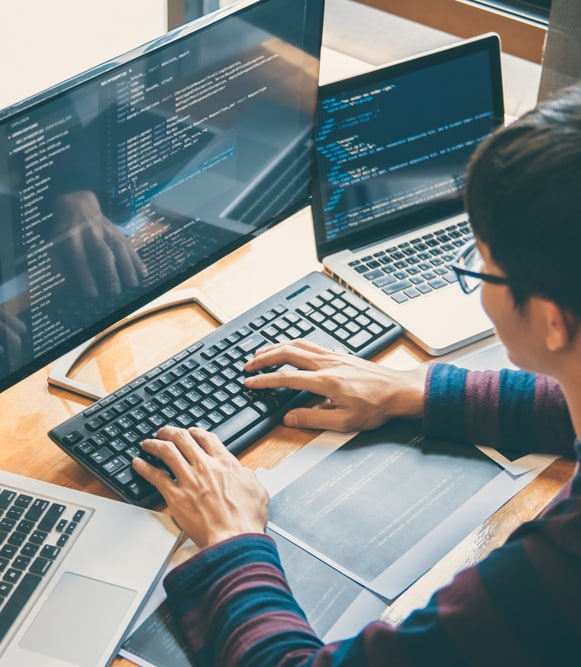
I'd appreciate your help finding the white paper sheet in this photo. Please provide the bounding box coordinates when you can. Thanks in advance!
[263,423,557,600]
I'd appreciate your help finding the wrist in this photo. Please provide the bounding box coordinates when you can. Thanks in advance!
[387,366,428,420]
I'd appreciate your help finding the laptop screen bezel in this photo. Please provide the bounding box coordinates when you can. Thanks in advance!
[310,33,504,262]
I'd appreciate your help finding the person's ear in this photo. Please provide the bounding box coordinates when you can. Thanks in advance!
[541,301,572,352]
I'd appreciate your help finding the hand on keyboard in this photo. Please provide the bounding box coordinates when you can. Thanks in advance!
[49,272,402,507]
[244,339,427,433]
[133,425,269,548]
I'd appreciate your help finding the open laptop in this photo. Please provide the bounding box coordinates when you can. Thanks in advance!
[0,470,180,667]
[310,34,505,355]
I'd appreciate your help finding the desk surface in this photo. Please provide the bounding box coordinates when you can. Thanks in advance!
[0,10,570,664]
[0,207,574,666]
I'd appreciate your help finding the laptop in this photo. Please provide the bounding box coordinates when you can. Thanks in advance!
[150,102,314,233]
[310,34,505,355]
[0,469,180,667]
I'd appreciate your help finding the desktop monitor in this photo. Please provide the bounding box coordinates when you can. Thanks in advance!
[0,0,325,394]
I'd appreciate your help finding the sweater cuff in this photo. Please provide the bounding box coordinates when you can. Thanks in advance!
[164,533,280,603]
[425,362,469,442]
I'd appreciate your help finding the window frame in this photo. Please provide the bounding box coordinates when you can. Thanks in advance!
[354,0,547,62]
[472,1,550,22]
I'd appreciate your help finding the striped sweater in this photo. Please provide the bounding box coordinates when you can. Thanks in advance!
[164,365,581,666]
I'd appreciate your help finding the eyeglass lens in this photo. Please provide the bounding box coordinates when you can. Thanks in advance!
[460,244,483,292]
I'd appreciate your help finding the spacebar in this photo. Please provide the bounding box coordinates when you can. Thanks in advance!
[0,573,42,641]
[212,406,262,444]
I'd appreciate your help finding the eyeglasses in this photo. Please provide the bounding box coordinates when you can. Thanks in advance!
[451,240,510,294]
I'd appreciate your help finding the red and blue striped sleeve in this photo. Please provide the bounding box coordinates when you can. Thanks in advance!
[425,364,575,457]
[164,489,581,667]
[164,534,325,666]
[163,368,581,666]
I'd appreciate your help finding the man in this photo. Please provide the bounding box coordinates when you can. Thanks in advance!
[132,83,581,665]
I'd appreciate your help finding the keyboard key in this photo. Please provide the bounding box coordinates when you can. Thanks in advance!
[3,569,21,584]
[57,534,69,548]
[382,279,413,295]
[429,278,448,290]
[0,546,17,559]
[238,334,267,353]
[213,406,262,444]
[29,530,48,545]
[37,504,66,532]
[0,582,13,597]
[40,545,61,560]
[6,507,24,520]
[7,533,25,547]
[21,543,39,558]
[0,573,41,640]
[14,495,32,509]
[0,491,15,510]
[16,520,34,535]
[346,330,373,350]
[13,556,31,571]
[29,557,52,576]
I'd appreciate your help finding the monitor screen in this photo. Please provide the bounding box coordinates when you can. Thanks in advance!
[0,0,325,392]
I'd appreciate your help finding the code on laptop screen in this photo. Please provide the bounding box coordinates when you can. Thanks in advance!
[313,38,503,246]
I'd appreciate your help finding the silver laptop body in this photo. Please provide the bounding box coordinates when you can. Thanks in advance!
[0,470,180,667]
[311,35,504,355]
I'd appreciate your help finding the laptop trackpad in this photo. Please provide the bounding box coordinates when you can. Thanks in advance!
[19,571,136,667]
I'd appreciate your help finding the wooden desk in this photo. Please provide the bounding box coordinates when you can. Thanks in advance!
[0,207,574,666]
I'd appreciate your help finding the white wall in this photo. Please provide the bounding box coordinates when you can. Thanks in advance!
[0,0,168,109]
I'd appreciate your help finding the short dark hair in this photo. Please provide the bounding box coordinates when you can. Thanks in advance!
[465,83,581,317]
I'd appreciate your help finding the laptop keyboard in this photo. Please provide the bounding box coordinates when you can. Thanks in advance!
[0,488,90,642]
[49,272,402,508]
[348,220,471,303]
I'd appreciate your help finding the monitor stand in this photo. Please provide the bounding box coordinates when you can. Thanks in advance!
[47,288,228,401]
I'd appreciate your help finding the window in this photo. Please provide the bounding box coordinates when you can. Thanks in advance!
[356,0,548,62]
[469,1,551,22]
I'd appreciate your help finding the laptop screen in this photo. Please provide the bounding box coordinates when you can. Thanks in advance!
[311,34,504,258]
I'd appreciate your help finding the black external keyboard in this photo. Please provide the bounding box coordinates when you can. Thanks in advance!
[49,272,402,508]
